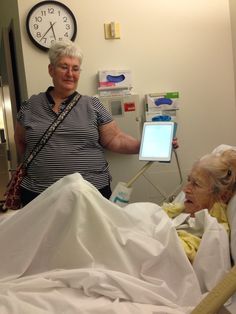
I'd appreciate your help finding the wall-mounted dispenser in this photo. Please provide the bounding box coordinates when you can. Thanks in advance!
[104,22,120,39]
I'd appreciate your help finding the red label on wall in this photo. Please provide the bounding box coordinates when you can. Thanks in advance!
[124,102,135,112]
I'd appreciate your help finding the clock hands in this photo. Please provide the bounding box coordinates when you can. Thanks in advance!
[50,22,56,40]
[40,22,56,42]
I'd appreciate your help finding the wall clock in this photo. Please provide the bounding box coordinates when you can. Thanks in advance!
[26,0,77,51]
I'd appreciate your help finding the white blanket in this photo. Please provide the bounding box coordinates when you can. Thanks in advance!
[0,173,231,313]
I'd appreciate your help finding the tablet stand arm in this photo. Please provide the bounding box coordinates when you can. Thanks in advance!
[126,161,154,188]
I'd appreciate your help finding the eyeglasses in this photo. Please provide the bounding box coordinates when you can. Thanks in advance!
[56,64,82,73]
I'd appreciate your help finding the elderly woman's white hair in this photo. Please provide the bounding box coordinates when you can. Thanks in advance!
[211,144,236,156]
[48,40,83,65]
[196,149,236,203]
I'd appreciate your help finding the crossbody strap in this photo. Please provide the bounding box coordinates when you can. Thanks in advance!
[23,93,81,168]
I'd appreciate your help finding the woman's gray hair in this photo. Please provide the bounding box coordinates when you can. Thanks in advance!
[195,149,236,202]
[48,40,83,65]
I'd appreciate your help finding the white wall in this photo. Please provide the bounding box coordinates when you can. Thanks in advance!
[15,0,236,203]
[229,0,236,96]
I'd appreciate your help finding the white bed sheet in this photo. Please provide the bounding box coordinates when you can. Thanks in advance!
[0,173,232,314]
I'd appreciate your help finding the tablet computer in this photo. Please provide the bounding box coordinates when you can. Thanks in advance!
[139,121,176,162]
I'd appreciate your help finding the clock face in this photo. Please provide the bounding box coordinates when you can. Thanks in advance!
[26,0,77,51]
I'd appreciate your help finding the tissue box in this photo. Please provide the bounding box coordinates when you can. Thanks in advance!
[98,70,132,90]
[146,92,179,112]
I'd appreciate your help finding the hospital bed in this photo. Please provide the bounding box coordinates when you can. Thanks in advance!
[172,189,236,314]
[191,265,236,313]
[0,172,236,314]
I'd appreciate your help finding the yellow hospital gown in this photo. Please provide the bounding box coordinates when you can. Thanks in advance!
[162,202,229,263]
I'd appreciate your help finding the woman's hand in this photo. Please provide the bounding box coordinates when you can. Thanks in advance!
[172,137,179,149]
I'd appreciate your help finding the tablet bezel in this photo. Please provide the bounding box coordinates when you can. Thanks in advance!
[139,121,175,162]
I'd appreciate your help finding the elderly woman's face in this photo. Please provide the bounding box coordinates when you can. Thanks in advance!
[183,166,215,216]
[49,56,81,94]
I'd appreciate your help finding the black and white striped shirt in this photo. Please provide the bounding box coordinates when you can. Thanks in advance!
[17,88,113,193]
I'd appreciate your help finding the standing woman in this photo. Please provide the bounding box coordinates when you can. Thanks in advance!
[14,40,140,206]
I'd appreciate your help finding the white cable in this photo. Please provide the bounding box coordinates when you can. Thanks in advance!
[125,148,184,203]
[165,149,184,202]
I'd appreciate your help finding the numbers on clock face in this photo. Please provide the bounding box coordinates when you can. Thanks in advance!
[27,2,77,50]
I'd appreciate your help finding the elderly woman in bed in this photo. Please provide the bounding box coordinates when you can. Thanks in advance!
[163,149,236,262]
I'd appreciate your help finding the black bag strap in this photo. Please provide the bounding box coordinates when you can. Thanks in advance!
[23,93,81,168]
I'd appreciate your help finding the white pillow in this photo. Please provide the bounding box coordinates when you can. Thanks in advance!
[173,191,185,204]
[211,144,236,264]
[227,194,236,265]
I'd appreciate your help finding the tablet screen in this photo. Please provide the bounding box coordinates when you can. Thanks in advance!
[139,122,175,162]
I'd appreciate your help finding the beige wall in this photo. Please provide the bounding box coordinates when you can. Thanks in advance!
[19,0,236,153]
[2,0,236,202]
[229,0,236,99]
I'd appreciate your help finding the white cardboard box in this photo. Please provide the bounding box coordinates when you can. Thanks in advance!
[98,70,132,90]
[146,92,179,111]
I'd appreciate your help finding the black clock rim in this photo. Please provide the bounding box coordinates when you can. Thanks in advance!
[26,0,77,51]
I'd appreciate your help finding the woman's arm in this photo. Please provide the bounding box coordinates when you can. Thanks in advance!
[99,120,140,154]
[14,121,26,159]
